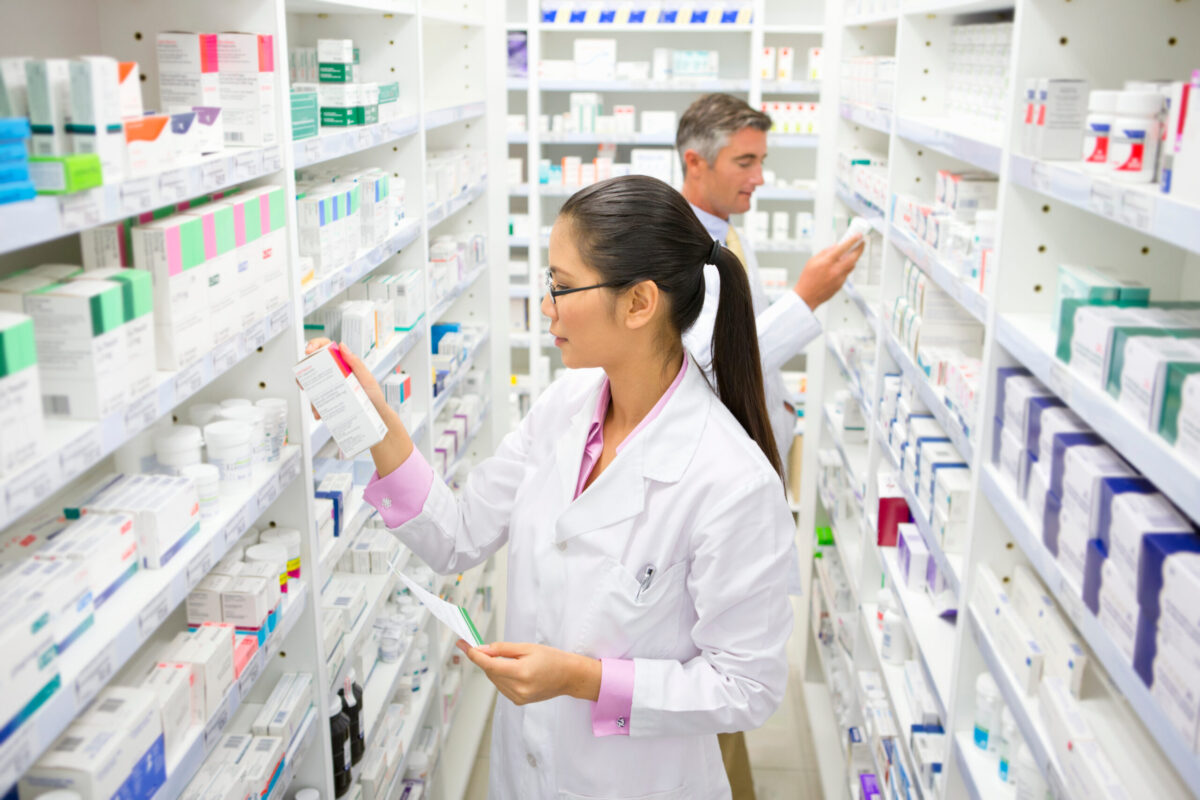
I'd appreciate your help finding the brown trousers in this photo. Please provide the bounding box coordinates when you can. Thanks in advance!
[718,731,756,800]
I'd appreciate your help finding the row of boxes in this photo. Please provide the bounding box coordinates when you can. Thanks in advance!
[758,46,822,83]
[540,1,754,25]
[297,167,403,280]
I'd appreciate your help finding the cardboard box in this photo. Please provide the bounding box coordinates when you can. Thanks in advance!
[157,32,221,111]
[217,33,276,147]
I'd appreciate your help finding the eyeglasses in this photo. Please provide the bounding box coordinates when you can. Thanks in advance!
[543,268,624,305]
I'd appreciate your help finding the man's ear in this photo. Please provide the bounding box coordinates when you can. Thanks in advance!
[621,280,660,330]
[682,148,707,177]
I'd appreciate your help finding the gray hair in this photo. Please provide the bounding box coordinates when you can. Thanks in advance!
[676,94,772,177]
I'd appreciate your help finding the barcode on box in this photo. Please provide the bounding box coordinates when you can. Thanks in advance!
[98,697,123,713]
[256,739,274,751]
[55,736,84,753]
[44,396,70,415]
[228,132,245,142]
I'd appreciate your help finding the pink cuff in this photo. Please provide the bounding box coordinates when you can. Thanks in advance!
[362,449,435,529]
[591,658,634,737]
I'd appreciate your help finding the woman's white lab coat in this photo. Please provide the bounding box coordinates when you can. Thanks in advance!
[379,358,794,799]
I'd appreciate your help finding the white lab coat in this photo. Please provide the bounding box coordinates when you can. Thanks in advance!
[381,358,794,799]
[683,205,822,466]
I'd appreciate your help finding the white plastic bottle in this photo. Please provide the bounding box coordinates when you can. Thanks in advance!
[997,707,1017,783]
[1109,91,1164,183]
[877,589,894,631]
[1014,742,1050,800]
[1082,90,1119,172]
[880,608,909,664]
[973,672,1001,751]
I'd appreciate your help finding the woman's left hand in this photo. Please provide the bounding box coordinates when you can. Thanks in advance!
[456,640,602,706]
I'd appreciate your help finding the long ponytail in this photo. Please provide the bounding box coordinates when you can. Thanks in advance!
[558,175,782,479]
[709,245,783,479]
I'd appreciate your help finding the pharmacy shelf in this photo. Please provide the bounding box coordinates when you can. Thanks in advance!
[843,280,881,335]
[286,0,416,13]
[835,185,887,228]
[953,732,1015,800]
[441,399,493,478]
[762,80,823,94]
[755,185,817,201]
[894,115,1003,175]
[839,103,892,135]
[888,222,988,323]
[979,465,1200,795]
[266,707,318,800]
[432,330,492,419]
[879,548,953,719]
[294,115,421,168]
[509,78,752,92]
[876,420,902,472]
[1008,155,1200,257]
[423,6,485,25]
[318,492,371,582]
[822,403,869,503]
[0,307,294,529]
[424,101,487,132]
[432,263,488,324]
[894,465,964,599]
[300,218,423,315]
[859,604,931,800]
[329,548,412,693]
[508,283,532,298]
[883,332,975,464]
[802,678,848,800]
[827,337,870,419]
[537,23,754,32]
[769,133,820,149]
[150,580,309,800]
[903,0,1015,13]
[511,131,676,145]
[0,447,303,795]
[438,659,499,800]
[379,658,443,800]
[966,603,1068,797]
[994,312,1200,525]
[0,144,284,256]
[842,10,899,26]
[762,23,825,34]
[307,323,425,453]
[428,180,489,228]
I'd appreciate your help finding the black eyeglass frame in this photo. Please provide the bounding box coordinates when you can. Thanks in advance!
[543,267,628,304]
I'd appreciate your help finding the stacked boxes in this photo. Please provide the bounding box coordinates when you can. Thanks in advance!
[0,117,34,204]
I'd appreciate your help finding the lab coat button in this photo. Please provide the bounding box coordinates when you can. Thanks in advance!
[526,753,538,768]
[556,541,567,551]
[617,717,626,728]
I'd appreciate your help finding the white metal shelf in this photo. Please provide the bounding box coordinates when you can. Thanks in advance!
[286,0,415,13]
[422,6,485,25]
[827,337,870,421]
[888,222,988,323]
[834,185,887,228]
[882,331,975,464]
[980,465,1200,795]
[150,580,309,800]
[511,131,676,145]
[265,707,318,800]
[1008,154,1200,256]
[432,331,492,419]
[537,23,754,32]
[768,133,820,149]
[994,313,1200,525]
[0,145,283,256]
[424,101,487,132]
[431,262,488,324]
[509,77,752,92]
[842,10,899,26]
[903,0,1016,15]
[301,218,423,316]
[839,103,893,135]
[894,115,1004,175]
[762,23,824,34]
[330,548,411,693]
[294,115,420,168]
[0,448,303,792]
[822,403,869,504]
[761,80,822,94]
[879,548,953,719]
[428,179,489,227]
[0,307,293,529]
[843,280,881,335]
[441,399,493,479]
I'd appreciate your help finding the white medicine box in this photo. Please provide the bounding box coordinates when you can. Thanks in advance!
[217,33,277,147]
[0,312,43,475]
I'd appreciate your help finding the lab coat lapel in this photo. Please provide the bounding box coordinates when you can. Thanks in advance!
[554,381,600,510]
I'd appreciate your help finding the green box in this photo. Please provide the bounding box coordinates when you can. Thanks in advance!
[360,105,379,125]
[1159,362,1200,444]
[28,154,103,195]
[378,82,400,104]
[1107,323,1200,398]
[320,106,355,127]
[318,63,356,83]
[1054,265,1150,362]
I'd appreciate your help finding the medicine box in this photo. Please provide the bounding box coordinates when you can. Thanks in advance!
[20,724,134,799]
[72,268,156,397]
[87,474,201,569]
[242,735,286,800]
[132,214,213,370]
[28,153,102,195]
[67,56,125,184]
[179,202,240,346]
[143,661,195,761]
[250,185,289,313]
[157,32,221,111]
[0,600,59,751]
[1034,79,1089,161]
[123,114,169,178]
[171,625,235,718]
[1121,337,1200,430]
[293,343,388,458]
[221,576,272,645]
[25,59,71,156]
[217,33,277,147]
[0,312,42,475]
[193,105,224,155]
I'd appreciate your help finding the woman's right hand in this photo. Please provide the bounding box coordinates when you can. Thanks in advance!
[304,338,389,419]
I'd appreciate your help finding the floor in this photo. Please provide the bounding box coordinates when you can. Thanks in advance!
[462,669,825,800]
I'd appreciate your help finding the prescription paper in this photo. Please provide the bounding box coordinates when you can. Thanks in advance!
[391,565,483,646]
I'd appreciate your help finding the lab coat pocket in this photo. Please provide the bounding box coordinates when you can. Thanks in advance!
[574,558,690,659]
[559,788,686,800]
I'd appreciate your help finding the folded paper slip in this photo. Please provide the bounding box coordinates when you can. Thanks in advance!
[391,565,483,646]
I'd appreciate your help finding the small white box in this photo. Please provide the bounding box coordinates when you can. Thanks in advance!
[157,32,221,111]
[132,215,212,370]
[573,39,617,81]
[293,343,389,458]
[171,624,235,719]
[211,732,252,764]
[0,312,43,475]
[221,576,272,636]
[188,575,231,626]
[25,58,71,156]
[241,736,285,800]
[776,47,794,82]
[758,47,776,80]
[217,33,277,147]
[21,724,132,799]
[70,268,156,398]
[318,39,355,64]
[87,474,200,569]
[69,56,125,183]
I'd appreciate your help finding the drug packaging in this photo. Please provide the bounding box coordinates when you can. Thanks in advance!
[0,312,42,474]
[293,343,388,457]
[71,268,156,397]
[132,214,213,369]
[157,32,220,111]
[86,474,201,569]
[217,33,277,147]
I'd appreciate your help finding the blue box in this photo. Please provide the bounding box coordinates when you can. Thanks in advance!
[1083,538,1107,615]
[1133,532,1200,685]
[1096,477,1156,549]
[1042,489,1065,555]
[1024,396,1066,458]
[1048,432,1105,498]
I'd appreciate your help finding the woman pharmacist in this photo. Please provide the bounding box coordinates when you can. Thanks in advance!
[308,176,794,799]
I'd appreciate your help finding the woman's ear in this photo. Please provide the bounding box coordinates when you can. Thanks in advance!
[622,280,661,330]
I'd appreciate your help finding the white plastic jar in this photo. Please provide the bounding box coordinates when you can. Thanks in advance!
[974,672,1001,751]
[997,706,1018,783]
[221,397,252,408]
[1109,90,1164,183]
[260,527,302,580]
[188,402,223,428]
[181,463,220,520]
[155,425,204,475]
[1083,90,1119,172]
[245,542,290,594]
[219,406,269,468]
[203,420,252,487]
[256,397,289,458]
[880,607,909,664]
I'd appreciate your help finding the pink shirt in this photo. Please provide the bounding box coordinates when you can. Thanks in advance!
[363,357,689,738]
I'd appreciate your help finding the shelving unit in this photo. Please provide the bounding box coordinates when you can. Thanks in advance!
[0,1,509,799]
[797,2,1200,799]
[505,0,827,400]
